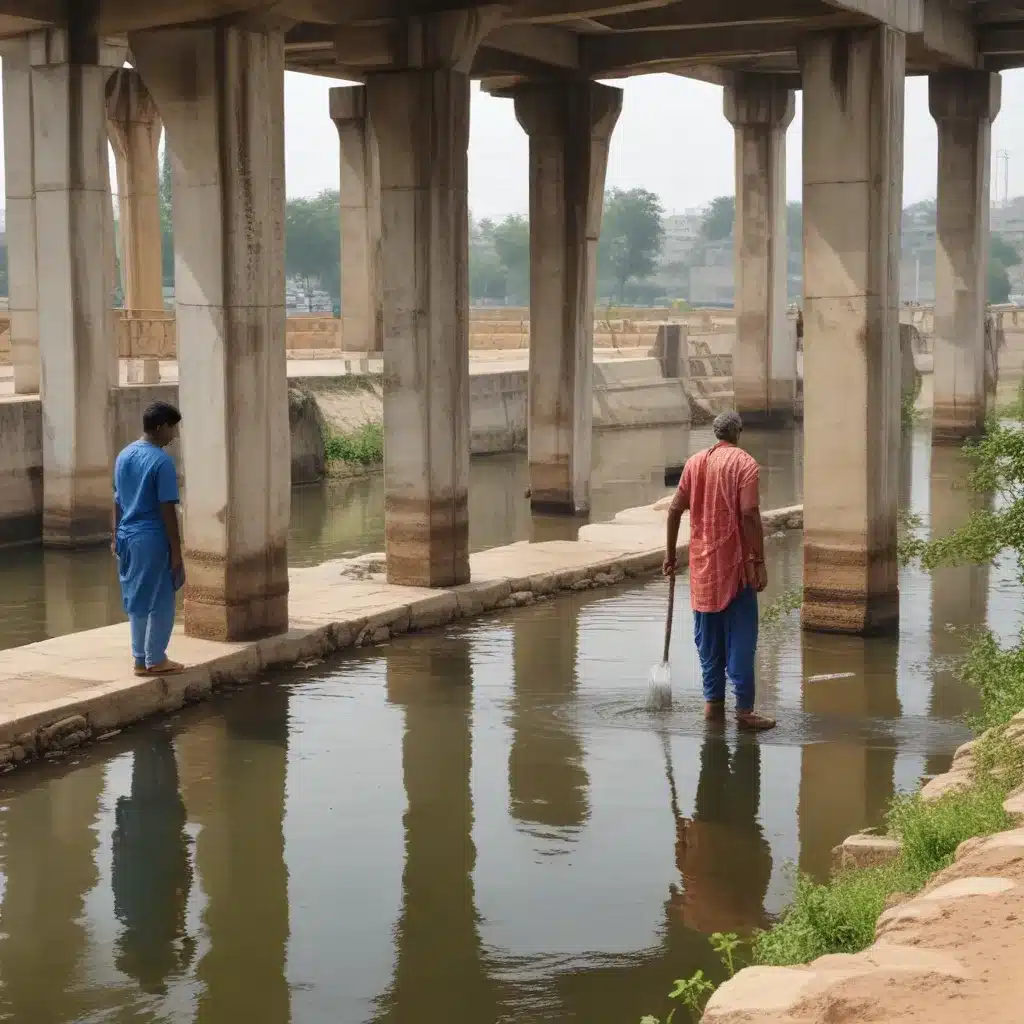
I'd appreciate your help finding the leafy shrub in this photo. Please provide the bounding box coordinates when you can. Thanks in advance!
[324,422,383,466]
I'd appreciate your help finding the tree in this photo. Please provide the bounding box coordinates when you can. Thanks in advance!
[491,214,530,303]
[991,233,1020,270]
[469,244,507,301]
[285,190,341,308]
[599,187,665,301]
[989,259,1012,304]
[700,196,735,242]
[159,144,174,289]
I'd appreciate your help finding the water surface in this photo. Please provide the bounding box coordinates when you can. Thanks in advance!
[0,427,1015,1023]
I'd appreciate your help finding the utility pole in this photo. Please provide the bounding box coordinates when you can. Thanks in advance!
[997,149,1012,205]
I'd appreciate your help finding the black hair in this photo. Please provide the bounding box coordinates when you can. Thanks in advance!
[142,401,182,434]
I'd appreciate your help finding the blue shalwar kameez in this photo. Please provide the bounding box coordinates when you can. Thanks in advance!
[113,440,181,668]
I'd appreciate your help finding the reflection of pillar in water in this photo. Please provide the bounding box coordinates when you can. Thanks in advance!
[376,640,498,1023]
[288,480,330,558]
[928,444,988,732]
[112,732,195,994]
[509,606,589,834]
[469,453,531,553]
[188,691,291,1024]
[0,763,106,1020]
[44,548,123,638]
[589,428,668,522]
[668,733,772,935]
[798,634,900,879]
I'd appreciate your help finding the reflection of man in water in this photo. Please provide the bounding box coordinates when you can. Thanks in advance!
[666,734,772,935]
[112,732,195,994]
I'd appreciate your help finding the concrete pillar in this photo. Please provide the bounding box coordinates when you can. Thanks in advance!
[365,69,471,587]
[30,30,121,547]
[799,27,905,635]
[329,86,382,354]
[513,81,622,514]
[106,67,165,386]
[2,40,39,395]
[929,71,1002,444]
[131,24,289,640]
[724,74,796,426]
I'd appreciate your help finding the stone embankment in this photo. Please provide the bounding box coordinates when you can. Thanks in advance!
[705,715,1024,1024]
[0,501,802,772]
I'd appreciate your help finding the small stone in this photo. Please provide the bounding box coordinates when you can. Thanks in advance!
[570,579,592,591]
[832,832,903,872]
[509,591,534,606]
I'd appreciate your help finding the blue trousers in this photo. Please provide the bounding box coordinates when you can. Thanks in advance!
[117,529,176,668]
[693,586,758,711]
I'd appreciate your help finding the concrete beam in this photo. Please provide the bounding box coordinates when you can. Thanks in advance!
[819,0,922,33]
[581,24,800,73]
[0,0,61,25]
[917,0,978,68]
[484,23,579,66]
[596,0,843,32]
[979,23,1024,52]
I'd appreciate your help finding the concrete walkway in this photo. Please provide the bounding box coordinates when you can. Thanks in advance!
[0,499,802,770]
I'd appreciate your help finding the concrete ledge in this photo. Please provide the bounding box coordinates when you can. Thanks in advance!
[0,500,803,773]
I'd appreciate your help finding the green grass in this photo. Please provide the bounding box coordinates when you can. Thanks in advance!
[753,863,909,966]
[754,785,1013,966]
[753,761,1017,968]
[324,422,383,466]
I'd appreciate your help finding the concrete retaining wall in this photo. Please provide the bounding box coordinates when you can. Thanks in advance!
[0,397,42,547]
[0,362,691,546]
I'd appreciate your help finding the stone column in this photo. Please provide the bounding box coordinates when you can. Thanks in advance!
[106,67,165,385]
[513,82,622,514]
[724,74,796,426]
[30,30,121,547]
[2,39,39,396]
[929,71,1001,444]
[131,24,289,640]
[799,27,905,635]
[329,86,382,354]
[365,69,471,586]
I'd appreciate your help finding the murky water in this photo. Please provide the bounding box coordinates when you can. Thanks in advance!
[0,425,801,651]
[0,425,1017,1022]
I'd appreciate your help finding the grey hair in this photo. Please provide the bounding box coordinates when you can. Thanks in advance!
[713,410,743,443]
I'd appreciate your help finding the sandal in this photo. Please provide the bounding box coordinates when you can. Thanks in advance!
[146,659,184,676]
[737,711,776,731]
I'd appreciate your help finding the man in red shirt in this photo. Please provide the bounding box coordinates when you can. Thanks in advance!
[663,411,775,730]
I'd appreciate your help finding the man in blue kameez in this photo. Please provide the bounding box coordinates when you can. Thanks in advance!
[113,402,185,677]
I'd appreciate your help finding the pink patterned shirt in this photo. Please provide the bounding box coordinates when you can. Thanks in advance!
[670,442,760,613]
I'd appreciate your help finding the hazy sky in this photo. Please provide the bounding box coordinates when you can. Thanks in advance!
[284,69,1024,218]
[2,64,1023,218]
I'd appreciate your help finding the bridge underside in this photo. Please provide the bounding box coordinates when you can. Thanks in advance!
[0,0,1016,639]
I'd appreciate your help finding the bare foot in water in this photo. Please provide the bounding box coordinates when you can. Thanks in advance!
[704,701,725,721]
[737,710,776,731]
